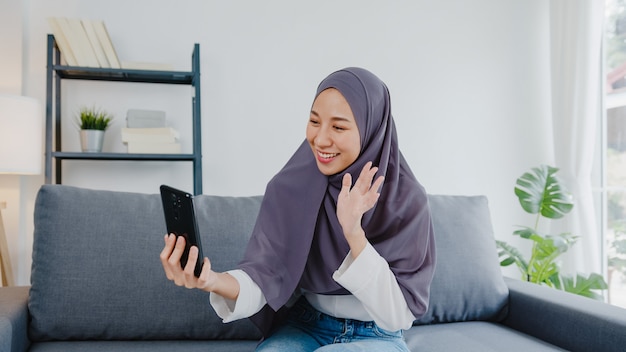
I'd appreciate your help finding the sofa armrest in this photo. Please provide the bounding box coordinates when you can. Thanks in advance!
[502,277,626,352]
[0,286,30,352]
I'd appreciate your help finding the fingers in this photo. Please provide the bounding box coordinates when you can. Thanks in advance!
[169,236,187,269]
[340,173,352,197]
[183,246,200,288]
[160,234,178,280]
[171,237,189,286]
[353,161,382,194]
[161,234,214,291]
[372,175,385,194]
[359,162,378,191]
[160,234,189,285]
[342,172,352,188]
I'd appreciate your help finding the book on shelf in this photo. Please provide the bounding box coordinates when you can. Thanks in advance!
[126,141,181,154]
[126,109,166,128]
[121,127,180,143]
[48,17,121,69]
[60,18,99,68]
[82,19,110,68]
[91,20,121,69]
[48,17,121,68]
[57,18,89,66]
[47,17,78,66]
[48,18,172,72]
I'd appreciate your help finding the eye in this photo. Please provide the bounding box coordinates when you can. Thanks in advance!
[309,118,320,126]
[333,125,346,131]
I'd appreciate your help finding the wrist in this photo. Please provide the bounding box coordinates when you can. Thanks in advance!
[345,228,367,258]
[203,272,239,299]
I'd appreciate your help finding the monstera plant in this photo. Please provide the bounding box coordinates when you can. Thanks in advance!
[497,165,608,300]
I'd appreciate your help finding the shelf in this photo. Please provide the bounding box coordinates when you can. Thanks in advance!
[45,34,203,194]
[51,152,196,161]
[52,65,194,84]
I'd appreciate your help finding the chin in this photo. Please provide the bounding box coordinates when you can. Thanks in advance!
[315,163,335,176]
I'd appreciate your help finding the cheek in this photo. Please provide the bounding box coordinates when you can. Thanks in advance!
[346,134,361,162]
[350,127,361,156]
[305,126,315,144]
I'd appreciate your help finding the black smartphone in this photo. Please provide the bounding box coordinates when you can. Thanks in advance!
[159,185,204,277]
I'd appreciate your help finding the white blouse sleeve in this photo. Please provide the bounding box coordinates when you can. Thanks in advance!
[209,269,266,323]
[332,242,416,331]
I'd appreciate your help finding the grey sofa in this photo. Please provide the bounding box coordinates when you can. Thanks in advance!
[1,184,625,352]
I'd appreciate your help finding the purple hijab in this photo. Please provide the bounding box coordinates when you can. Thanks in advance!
[238,67,435,335]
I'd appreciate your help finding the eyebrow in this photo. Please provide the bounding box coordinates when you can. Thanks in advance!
[310,110,353,123]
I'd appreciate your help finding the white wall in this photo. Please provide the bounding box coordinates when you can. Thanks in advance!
[2,0,552,284]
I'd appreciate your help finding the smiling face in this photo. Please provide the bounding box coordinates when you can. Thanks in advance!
[306,88,361,176]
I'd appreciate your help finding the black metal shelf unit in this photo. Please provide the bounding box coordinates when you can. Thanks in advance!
[44,34,203,194]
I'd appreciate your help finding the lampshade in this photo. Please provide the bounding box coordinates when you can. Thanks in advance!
[0,94,42,175]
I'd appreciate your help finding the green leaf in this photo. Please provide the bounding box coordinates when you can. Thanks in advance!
[549,273,562,289]
[514,165,574,219]
[522,231,570,284]
[514,227,544,243]
[546,233,577,252]
[496,240,528,273]
[559,273,608,300]
[528,258,559,285]
[530,233,575,260]
[500,257,516,266]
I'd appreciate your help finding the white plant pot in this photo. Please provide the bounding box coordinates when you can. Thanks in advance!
[80,129,105,153]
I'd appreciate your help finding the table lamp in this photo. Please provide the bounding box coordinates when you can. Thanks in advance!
[0,94,42,286]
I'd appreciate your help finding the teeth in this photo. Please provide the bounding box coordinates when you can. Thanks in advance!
[318,151,338,159]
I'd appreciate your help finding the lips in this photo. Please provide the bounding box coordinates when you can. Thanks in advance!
[317,151,338,163]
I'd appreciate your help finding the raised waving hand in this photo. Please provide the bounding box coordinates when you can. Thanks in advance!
[336,161,385,257]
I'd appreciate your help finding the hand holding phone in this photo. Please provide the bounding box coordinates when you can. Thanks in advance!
[160,185,204,277]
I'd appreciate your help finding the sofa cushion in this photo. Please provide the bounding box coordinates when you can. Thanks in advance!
[405,322,565,352]
[414,195,508,325]
[29,185,262,341]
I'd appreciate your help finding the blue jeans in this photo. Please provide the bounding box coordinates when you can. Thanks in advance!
[256,297,410,352]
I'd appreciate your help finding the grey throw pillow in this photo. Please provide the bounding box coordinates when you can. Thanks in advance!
[413,195,508,325]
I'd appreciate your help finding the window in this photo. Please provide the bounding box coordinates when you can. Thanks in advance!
[603,0,626,308]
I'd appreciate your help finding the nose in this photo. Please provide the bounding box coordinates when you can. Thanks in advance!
[314,126,332,147]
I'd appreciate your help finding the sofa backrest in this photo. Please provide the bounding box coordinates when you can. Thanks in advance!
[28,185,508,342]
[29,185,263,341]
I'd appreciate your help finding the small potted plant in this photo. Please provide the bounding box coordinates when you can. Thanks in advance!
[77,106,113,152]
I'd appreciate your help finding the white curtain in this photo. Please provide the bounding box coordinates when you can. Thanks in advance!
[549,0,604,276]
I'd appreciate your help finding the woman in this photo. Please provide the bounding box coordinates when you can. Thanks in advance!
[161,67,436,351]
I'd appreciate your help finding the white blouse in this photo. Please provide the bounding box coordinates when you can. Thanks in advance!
[209,242,416,331]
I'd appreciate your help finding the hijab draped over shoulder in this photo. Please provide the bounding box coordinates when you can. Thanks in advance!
[237,67,436,335]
